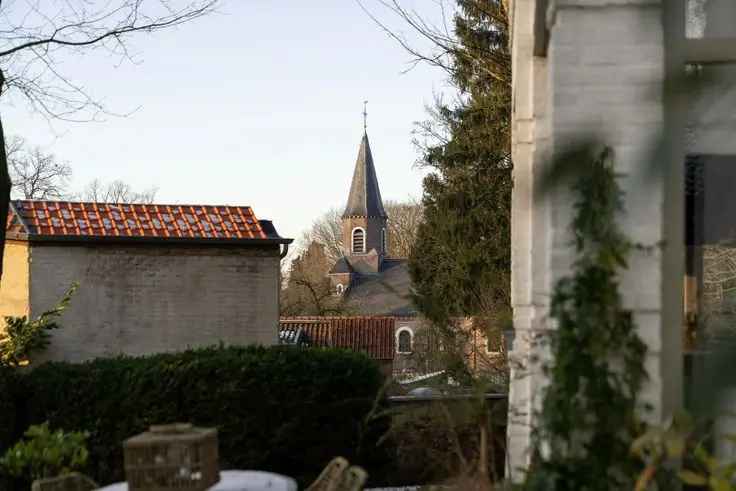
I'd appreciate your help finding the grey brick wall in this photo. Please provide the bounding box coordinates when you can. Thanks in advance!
[28,243,281,363]
[508,0,682,480]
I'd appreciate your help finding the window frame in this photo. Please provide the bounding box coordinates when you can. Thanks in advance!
[351,227,366,254]
[669,0,736,63]
[336,283,344,295]
[485,331,502,355]
[396,326,414,354]
[664,1,736,390]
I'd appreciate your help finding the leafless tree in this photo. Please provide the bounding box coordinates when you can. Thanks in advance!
[0,0,218,278]
[79,178,157,204]
[281,241,350,316]
[385,198,423,258]
[308,207,344,263]
[7,135,159,202]
[7,136,72,199]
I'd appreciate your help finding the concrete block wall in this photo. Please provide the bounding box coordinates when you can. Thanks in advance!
[508,0,682,481]
[548,0,671,420]
[28,243,281,363]
[508,0,553,480]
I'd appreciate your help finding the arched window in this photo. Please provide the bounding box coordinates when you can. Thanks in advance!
[381,228,387,254]
[486,331,502,354]
[352,227,365,253]
[397,327,413,353]
[336,284,344,295]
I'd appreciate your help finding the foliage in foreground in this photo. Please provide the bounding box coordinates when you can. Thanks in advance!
[377,393,507,488]
[525,147,648,490]
[0,423,88,482]
[0,282,78,367]
[5,345,384,487]
[0,367,19,454]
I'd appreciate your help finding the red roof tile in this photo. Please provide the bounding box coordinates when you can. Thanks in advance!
[279,316,396,360]
[7,200,289,243]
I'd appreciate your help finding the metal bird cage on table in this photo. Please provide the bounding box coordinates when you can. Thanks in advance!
[123,423,219,491]
[31,473,97,491]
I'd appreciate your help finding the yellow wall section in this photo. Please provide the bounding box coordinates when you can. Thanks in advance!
[0,240,30,321]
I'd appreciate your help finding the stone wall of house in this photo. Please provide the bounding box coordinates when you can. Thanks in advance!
[508,0,682,481]
[0,240,30,320]
[392,318,430,379]
[392,317,503,382]
[28,242,281,363]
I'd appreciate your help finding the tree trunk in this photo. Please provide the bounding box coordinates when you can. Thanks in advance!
[478,421,488,478]
[0,112,10,281]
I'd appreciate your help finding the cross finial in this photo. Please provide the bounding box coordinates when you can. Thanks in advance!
[362,100,368,133]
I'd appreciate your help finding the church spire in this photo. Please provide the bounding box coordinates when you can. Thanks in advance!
[363,100,368,133]
[342,132,387,219]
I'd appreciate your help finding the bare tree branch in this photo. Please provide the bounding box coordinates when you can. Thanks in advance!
[77,178,158,204]
[0,0,219,120]
[281,241,351,316]
[0,1,216,280]
[7,136,72,199]
[356,0,510,84]
[0,2,216,58]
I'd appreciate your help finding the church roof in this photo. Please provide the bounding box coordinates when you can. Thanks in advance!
[6,200,291,245]
[329,256,354,275]
[343,133,388,219]
[344,259,417,316]
[279,317,395,360]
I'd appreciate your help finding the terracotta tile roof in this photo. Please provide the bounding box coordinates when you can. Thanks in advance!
[6,200,290,244]
[279,316,395,360]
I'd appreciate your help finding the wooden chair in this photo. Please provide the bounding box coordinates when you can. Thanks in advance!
[336,466,368,491]
[305,456,349,491]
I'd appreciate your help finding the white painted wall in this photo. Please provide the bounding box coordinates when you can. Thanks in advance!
[507,0,682,481]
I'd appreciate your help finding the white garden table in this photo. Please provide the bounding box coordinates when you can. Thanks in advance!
[96,470,297,491]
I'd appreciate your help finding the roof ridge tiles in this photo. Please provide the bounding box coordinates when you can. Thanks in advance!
[7,199,291,244]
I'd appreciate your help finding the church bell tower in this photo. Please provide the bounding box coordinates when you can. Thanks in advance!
[340,131,388,273]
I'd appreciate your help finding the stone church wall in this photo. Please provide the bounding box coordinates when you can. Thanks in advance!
[28,242,281,363]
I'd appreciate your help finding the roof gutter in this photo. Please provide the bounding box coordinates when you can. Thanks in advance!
[5,232,293,247]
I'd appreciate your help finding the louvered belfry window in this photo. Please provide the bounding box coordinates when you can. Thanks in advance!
[352,228,365,253]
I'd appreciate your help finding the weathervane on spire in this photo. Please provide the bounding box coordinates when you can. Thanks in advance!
[363,100,368,133]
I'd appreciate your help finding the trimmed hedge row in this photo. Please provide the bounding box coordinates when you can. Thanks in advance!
[2,346,387,487]
[0,367,20,453]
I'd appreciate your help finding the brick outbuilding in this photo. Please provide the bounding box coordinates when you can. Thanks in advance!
[0,199,292,363]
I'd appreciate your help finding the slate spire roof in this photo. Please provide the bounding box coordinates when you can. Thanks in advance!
[342,133,387,218]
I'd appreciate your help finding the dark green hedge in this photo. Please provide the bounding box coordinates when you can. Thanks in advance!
[0,367,20,452]
[12,346,386,487]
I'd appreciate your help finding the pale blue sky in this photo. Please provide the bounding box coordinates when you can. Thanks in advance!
[2,1,451,242]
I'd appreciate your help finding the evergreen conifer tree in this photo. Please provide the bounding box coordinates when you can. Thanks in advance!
[409,1,512,355]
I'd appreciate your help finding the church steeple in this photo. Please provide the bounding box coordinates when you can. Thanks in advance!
[335,130,389,275]
[342,133,387,219]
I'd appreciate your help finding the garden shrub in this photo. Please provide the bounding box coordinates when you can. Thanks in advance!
[14,345,385,487]
[0,367,22,490]
[0,366,20,453]
[0,422,89,483]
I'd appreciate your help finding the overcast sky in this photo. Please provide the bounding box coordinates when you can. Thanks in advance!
[2,1,452,242]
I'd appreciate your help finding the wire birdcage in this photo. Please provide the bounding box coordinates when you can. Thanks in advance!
[123,423,219,491]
